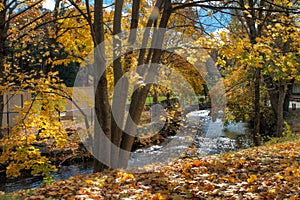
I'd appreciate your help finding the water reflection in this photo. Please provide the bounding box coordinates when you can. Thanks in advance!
[0,161,94,193]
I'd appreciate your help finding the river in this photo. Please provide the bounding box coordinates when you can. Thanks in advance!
[0,110,252,193]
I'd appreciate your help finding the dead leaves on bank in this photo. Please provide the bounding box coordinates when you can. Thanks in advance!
[15,139,300,199]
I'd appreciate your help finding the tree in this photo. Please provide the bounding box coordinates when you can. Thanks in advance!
[0,0,80,180]
[216,0,300,142]
[0,0,59,129]
[64,0,228,172]
[0,70,69,180]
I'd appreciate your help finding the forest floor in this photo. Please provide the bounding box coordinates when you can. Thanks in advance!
[1,135,300,199]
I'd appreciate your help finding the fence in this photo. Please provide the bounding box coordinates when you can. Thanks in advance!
[1,88,210,129]
[1,91,31,127]
[1,87,94,128]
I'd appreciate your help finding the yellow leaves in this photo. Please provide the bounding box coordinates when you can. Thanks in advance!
[219,14,300,99]
[216,57,227,68]
[27,134,37,144]
[56,7,94,65]
[6,163,22,177]
[43,51,50,57]
[116,172,135,184]
[85,179,94,186]
[276,174,284,180]
[221,176,236,183]
[57,19,64,24]
[275,23,282,29]
[288,152,295,157]
[44,79,50,85]
[12,137,300,199]
[282,67,288,72]
[0,71,70,179]
[243,9,252,18]
[152,193,166,200]
[287,2,293,7]
[219,31,227,42]
[0,3,4,11]
[267,188,276,194]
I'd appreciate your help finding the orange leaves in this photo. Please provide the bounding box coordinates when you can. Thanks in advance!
[284,162,300,177]
[203,181,215,191]
[85,179,94,186]
[217,174,236,184]
[10,138,300,199]
[192,159,201,167]
[152,193,166,200]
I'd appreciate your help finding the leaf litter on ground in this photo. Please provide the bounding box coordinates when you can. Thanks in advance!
[6,138,300,199]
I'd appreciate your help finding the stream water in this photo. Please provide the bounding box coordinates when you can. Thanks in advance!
[0,110,252,193]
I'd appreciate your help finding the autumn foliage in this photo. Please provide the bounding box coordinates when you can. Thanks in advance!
[0,71,69,179]
[11,137,300,199]
[0,0,299,192]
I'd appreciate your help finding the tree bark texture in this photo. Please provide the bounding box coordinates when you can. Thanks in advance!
[0,2,7,131]
[119,0,172,168]
[93,0,112,172]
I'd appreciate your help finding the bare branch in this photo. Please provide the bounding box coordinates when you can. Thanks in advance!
[6,0,44,23]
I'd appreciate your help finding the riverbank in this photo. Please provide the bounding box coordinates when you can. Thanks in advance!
[0,110,189,193]
[0,113,180,175]
[3,135,300,199]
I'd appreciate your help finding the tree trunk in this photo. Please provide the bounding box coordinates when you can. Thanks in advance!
[283,83,293,116]
[118,0,172,168]
[110,0,141,168]
[93,0,112,172]
[253,68,261,146]
[240,0,262,146]
[128,0,140,44]
[0,3,7,132]
[110,0,143,168]
[276,84,287,137]
[264,75,291,137]
[110,0,127,168]
[263,75,279,117]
